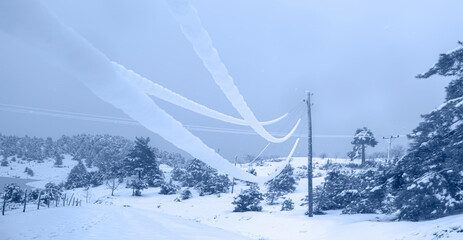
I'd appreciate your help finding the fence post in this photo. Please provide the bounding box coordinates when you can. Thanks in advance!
[37,191,42,210]
[67,194,74,206]
[63,194,66,207]
[2,194,7,216]
[23,189,27,212]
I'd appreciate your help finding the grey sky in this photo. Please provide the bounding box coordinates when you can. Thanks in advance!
[0,0,461,160]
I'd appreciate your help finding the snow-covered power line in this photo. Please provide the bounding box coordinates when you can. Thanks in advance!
[0,103,359,138]
[114,62,288,126]
[166,0,301,143]
[0,0,296,183]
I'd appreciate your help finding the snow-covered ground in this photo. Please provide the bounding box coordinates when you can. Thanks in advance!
[1,157,462,240]
[0,204,253,240]
[0,155,77,188]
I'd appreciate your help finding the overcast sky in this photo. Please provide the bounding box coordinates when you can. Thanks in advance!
[1,0,462,160]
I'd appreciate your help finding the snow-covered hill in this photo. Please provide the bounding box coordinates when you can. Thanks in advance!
[0,155,77,188]
[1,157,462,240]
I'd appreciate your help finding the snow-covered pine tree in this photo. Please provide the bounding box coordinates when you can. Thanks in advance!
[53,154,64,167]
[265,164,297,204]
[43,137,55,159]
[390,43,463,221]
[232,185,264,212]
[185,158,215,186]
[348,127,378,165]
[64,160,88,189]
[198,173,231,196]
[281,198,295,211]
[124,137,163,187]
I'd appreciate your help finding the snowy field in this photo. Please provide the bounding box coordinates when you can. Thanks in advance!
[1,157,463,240]
[0,155,77,188]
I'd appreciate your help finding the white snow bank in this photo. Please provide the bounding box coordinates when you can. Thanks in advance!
[166,0,300,143]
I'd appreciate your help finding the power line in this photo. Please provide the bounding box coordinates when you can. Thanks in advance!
[0,103,406,139]
[382,135,400,164]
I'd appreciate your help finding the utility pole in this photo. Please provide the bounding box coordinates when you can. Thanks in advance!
[383,135,399,164]
[305,91,313,217]
[231,156,237,194]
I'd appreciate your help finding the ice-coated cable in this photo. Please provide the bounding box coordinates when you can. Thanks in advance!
[166,0,300,143]
[0,0,297,183]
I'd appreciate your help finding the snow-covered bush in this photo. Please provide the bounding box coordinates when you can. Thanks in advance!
[42,182,63,205]
[232,185,264,212]
[159,182,179,195]
[28,189,41,201]
[127,179,149,196]
[281,198,294,211]
[197,174,231,196]
[24,167,34,176]
[309,169,388,215]
[181,189,192,200]
[173,159,230,195]
[1,159,8,167]
[171,167,188,183]
[3,183,23,203]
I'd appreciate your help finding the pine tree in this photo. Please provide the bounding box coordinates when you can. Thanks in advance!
[186,158,214,186]
[54,154,64,167]
[232,185,264,212]
[124,137,163,186]
[265,164,297,204]
[390,43,463,221]
[281,198,295,211]
[349,127,378,165]
[65,160,88,189]
[43,137,55,158]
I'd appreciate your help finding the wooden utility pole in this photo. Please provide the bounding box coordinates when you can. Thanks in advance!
[383,135,399,164]
[306,92,313,217]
